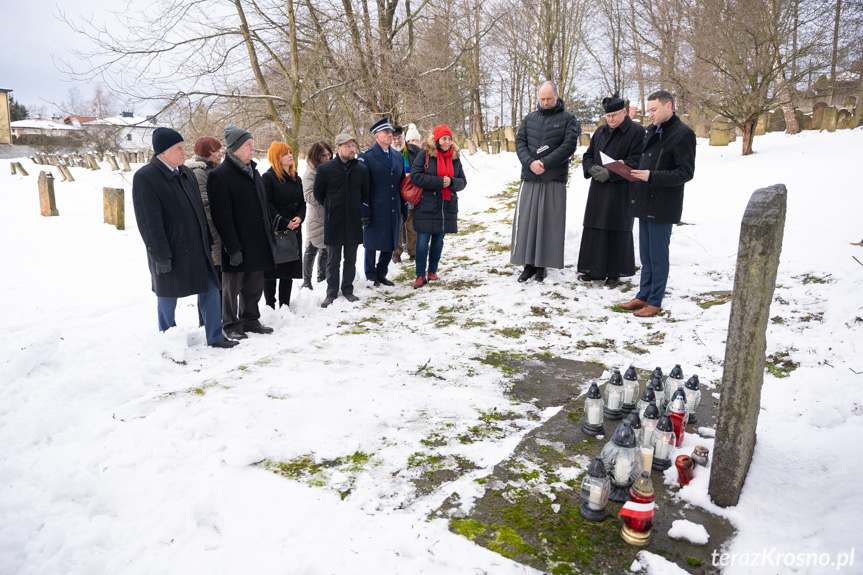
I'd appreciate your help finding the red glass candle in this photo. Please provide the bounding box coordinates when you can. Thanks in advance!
[675,455,694,485]
[667,389,689,447]
[619,472,655,546]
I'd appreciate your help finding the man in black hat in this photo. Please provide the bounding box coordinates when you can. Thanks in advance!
[578,95,645,289]
[207,126,276,338]
[357,117,405,286]
[132,127,238,348]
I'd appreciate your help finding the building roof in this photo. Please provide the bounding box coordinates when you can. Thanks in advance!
[11,118,83,131]
[88,115,159,129]
[63,116,98,127]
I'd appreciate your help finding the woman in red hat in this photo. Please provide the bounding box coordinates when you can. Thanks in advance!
[408,125,467,288]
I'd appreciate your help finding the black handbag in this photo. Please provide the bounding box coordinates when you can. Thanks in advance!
[272,214,300,264]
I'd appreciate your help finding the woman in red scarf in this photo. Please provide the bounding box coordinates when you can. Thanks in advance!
[408,124,468,288]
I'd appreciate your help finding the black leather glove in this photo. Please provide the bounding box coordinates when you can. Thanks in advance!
[592,166,610,183]
[229,251,244,266]
[361,216,372,228]
[155,259,172,275]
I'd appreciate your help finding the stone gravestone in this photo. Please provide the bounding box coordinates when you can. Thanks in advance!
[86,154,101,170]
[709,117,733,146]
[59,164,75,182]
[579,133,590,147]
[106,154,120,171]
[709,184,787,508]
[11,162,17,175]
[506,140,516,153]
[38,171,60,217]
[467,138,477,155]
[820,106,838,132]
[679,113,692,128]
[504,125,516,142]
[119,151,132,172]
[16,162,29,176]
[480,140,489,154]
[103,187,125,230]
[811,101,828,130]
[836,109,852,130]
[802,114,813,130]
[755,114,767,136]
[491,140,501,154]
[794,109,806,132]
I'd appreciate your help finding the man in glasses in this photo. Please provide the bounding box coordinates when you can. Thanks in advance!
[578,95,645,289]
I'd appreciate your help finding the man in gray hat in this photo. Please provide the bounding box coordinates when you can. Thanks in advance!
[313,133,370,308]
[132,127,238,348]
[207,126,276,337]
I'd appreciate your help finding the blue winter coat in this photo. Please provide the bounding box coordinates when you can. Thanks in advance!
[409,136,467,234]
[358,143,404,251]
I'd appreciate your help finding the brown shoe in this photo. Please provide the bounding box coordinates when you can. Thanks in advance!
[619,298,647,311]
[634,305,663,317]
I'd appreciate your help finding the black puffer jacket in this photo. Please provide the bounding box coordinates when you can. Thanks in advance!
[515,98,581,183]
[629,114,696,224]
[409,135,467,234]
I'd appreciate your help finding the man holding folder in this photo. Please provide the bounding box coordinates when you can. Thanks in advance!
[579,94,644,288]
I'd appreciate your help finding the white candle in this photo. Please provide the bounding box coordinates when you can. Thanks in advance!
[640,446,654,473]
[587,403,602,425]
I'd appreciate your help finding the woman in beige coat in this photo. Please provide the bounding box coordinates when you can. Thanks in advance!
[301,141,333,289]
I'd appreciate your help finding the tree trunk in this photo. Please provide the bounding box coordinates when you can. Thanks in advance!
[777,72,800,135]
[830,0,841,84]
[741,119,756,155]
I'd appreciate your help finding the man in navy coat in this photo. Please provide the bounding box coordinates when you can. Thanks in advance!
[358,118,405,286]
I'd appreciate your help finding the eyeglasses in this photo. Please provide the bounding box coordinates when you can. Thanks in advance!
[605,110,626,121]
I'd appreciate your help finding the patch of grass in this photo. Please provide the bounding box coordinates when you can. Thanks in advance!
[800,273,831,284]
[457,220,487,236]
[687,557,704,567]
[442,278,484,290]
[420,432,448,448]
[766,349,799,378]
[528,321,554,333]
[608,304,630,314]
[477,350,529,376]
[542,291,566,300]
[771,315,785,324]
[694,291,733,309]
[187,380,221,396]
[624,343,648,355]
[408,451,445,468]
[645,331,666,346]
[463,317,488,328]
[485,241,511,253]
[531,305,550,317]
[496,326,526,339]
[799,312,824,322]
[575,338,615,351]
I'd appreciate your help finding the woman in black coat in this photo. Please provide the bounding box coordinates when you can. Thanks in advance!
[409,124,467,288]
[263,142,306,308]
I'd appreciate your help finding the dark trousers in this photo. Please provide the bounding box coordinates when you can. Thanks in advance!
[415,231,445,276]
[364,248,392,280]
[264,278,293,308]
[326,244,359,299]
[221,270,264,333]
[303,245,328,283]
[157,269,225,344]
[635,220,673,307]
[394,211,416,258]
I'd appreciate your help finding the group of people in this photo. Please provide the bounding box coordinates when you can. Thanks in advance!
[133,118,468,348]
[132,80,696,349]
[510,81,696,318]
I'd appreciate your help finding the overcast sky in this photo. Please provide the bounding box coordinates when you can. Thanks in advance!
[2,1,127,116]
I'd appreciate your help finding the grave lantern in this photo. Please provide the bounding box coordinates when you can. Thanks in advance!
[684,375,702,424]
[667,387,689,446]
[621,365,640,414]
[601,419,643,502]
[651,415,676,471]
[582,382,605,437]
[619,471,655,546]
[665,364,684,408]
[641,401,660,449]
[603,370,624,420]
[636,386,656,421]
[648,374,666,412]
[626,411,643,446]
[579,456,611,521]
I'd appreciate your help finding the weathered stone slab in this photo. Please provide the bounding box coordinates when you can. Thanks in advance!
[811,101,828,130]
[12,162,28,176]
[103,187,125,230]
[491,140,500,154]
[467,138,477,155]
[38,171,59,217]
[480,140,489,154]
[579,133,591,147]
[821,106,838,132]
[709,117,733,146]
[86,154,100,170]
[837,108,852,130]
[506,140,516,153]
[119,151,132,172]
[504,125,516,141]
[58,164,75,182]
[709,185,787,508]
[106,154,120,171]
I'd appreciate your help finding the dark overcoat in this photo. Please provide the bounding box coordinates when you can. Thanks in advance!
[313,156,370,246]
[629,113,696,224]
[207,156,275,273]
[132,156,218,298]
[581,116,645,231]
[409,136,467,235]
[358,143,404,250]
[262,167,306,279]
[516,98,581,183]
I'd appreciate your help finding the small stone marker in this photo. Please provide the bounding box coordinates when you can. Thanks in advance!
[709,184,787,508]
[120,152,131,172]
[86,154,101,170]
[106,154,120,171]
[820,106,838,132]
[579,133,591,147]
[467,138,477,155]
[491,140,500,154]
[17,162,29,176]
[811,101,827,130]
[755,114,767,135]
[58,164,75,182]
[709,117,733,146]
[103,187,125,230]
[836,109,852,130]
[11,162,17,175]
[38,171,60,217]
[480,140,489,154]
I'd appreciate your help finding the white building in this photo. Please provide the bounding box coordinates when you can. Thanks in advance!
[86,111,160,150]
[11,116,84,139]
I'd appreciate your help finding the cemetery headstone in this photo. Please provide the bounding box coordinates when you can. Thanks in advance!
[38,171,60,217]
[709,117,733,146]
[837,109,852,130]
[820,106,838,132]
[811,101,828,130]
[106,154,120,171]
[103,187,125,230]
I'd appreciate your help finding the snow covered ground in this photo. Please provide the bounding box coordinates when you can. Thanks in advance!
[1,128,862,575]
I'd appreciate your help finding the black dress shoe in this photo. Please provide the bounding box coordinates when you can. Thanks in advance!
[301,280,313,290]
[377,276,395,286]
[321,297,335,308]
[605,277,620,288]
[344,293,359,302]
[210,338,239,349]
[535,267,547,282]
[578,273,602,282]
[246,324,274,335]
[227,330,248,340]
[517,265,536,283]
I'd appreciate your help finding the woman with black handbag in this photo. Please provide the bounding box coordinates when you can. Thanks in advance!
[263,142,306,308]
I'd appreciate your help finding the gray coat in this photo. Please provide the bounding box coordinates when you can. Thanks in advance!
[302,165,325,249]
[186,156,221,265]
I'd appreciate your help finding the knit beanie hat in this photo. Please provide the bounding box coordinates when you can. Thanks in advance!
[224,125,253,152]
[433,124,453,142]
[152,127,184,155]
[405,123,421,142]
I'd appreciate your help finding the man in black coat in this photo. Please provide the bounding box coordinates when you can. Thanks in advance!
[511,80,581,283]
[622,90,696,317]
[132,127,237,348]
[579,95,645,288]
[207,126,276,338]
[313,133,370,308]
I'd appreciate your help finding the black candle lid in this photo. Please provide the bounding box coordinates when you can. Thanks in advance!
[587,382,602,399]
[624,365,638,381]
[608,370,623,386]
[685,374,700,390]
[612,419,637,448]
[587,455,607,478]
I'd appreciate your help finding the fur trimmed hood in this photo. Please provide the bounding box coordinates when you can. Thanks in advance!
[185,158,209,170]
[423,133,460,159]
